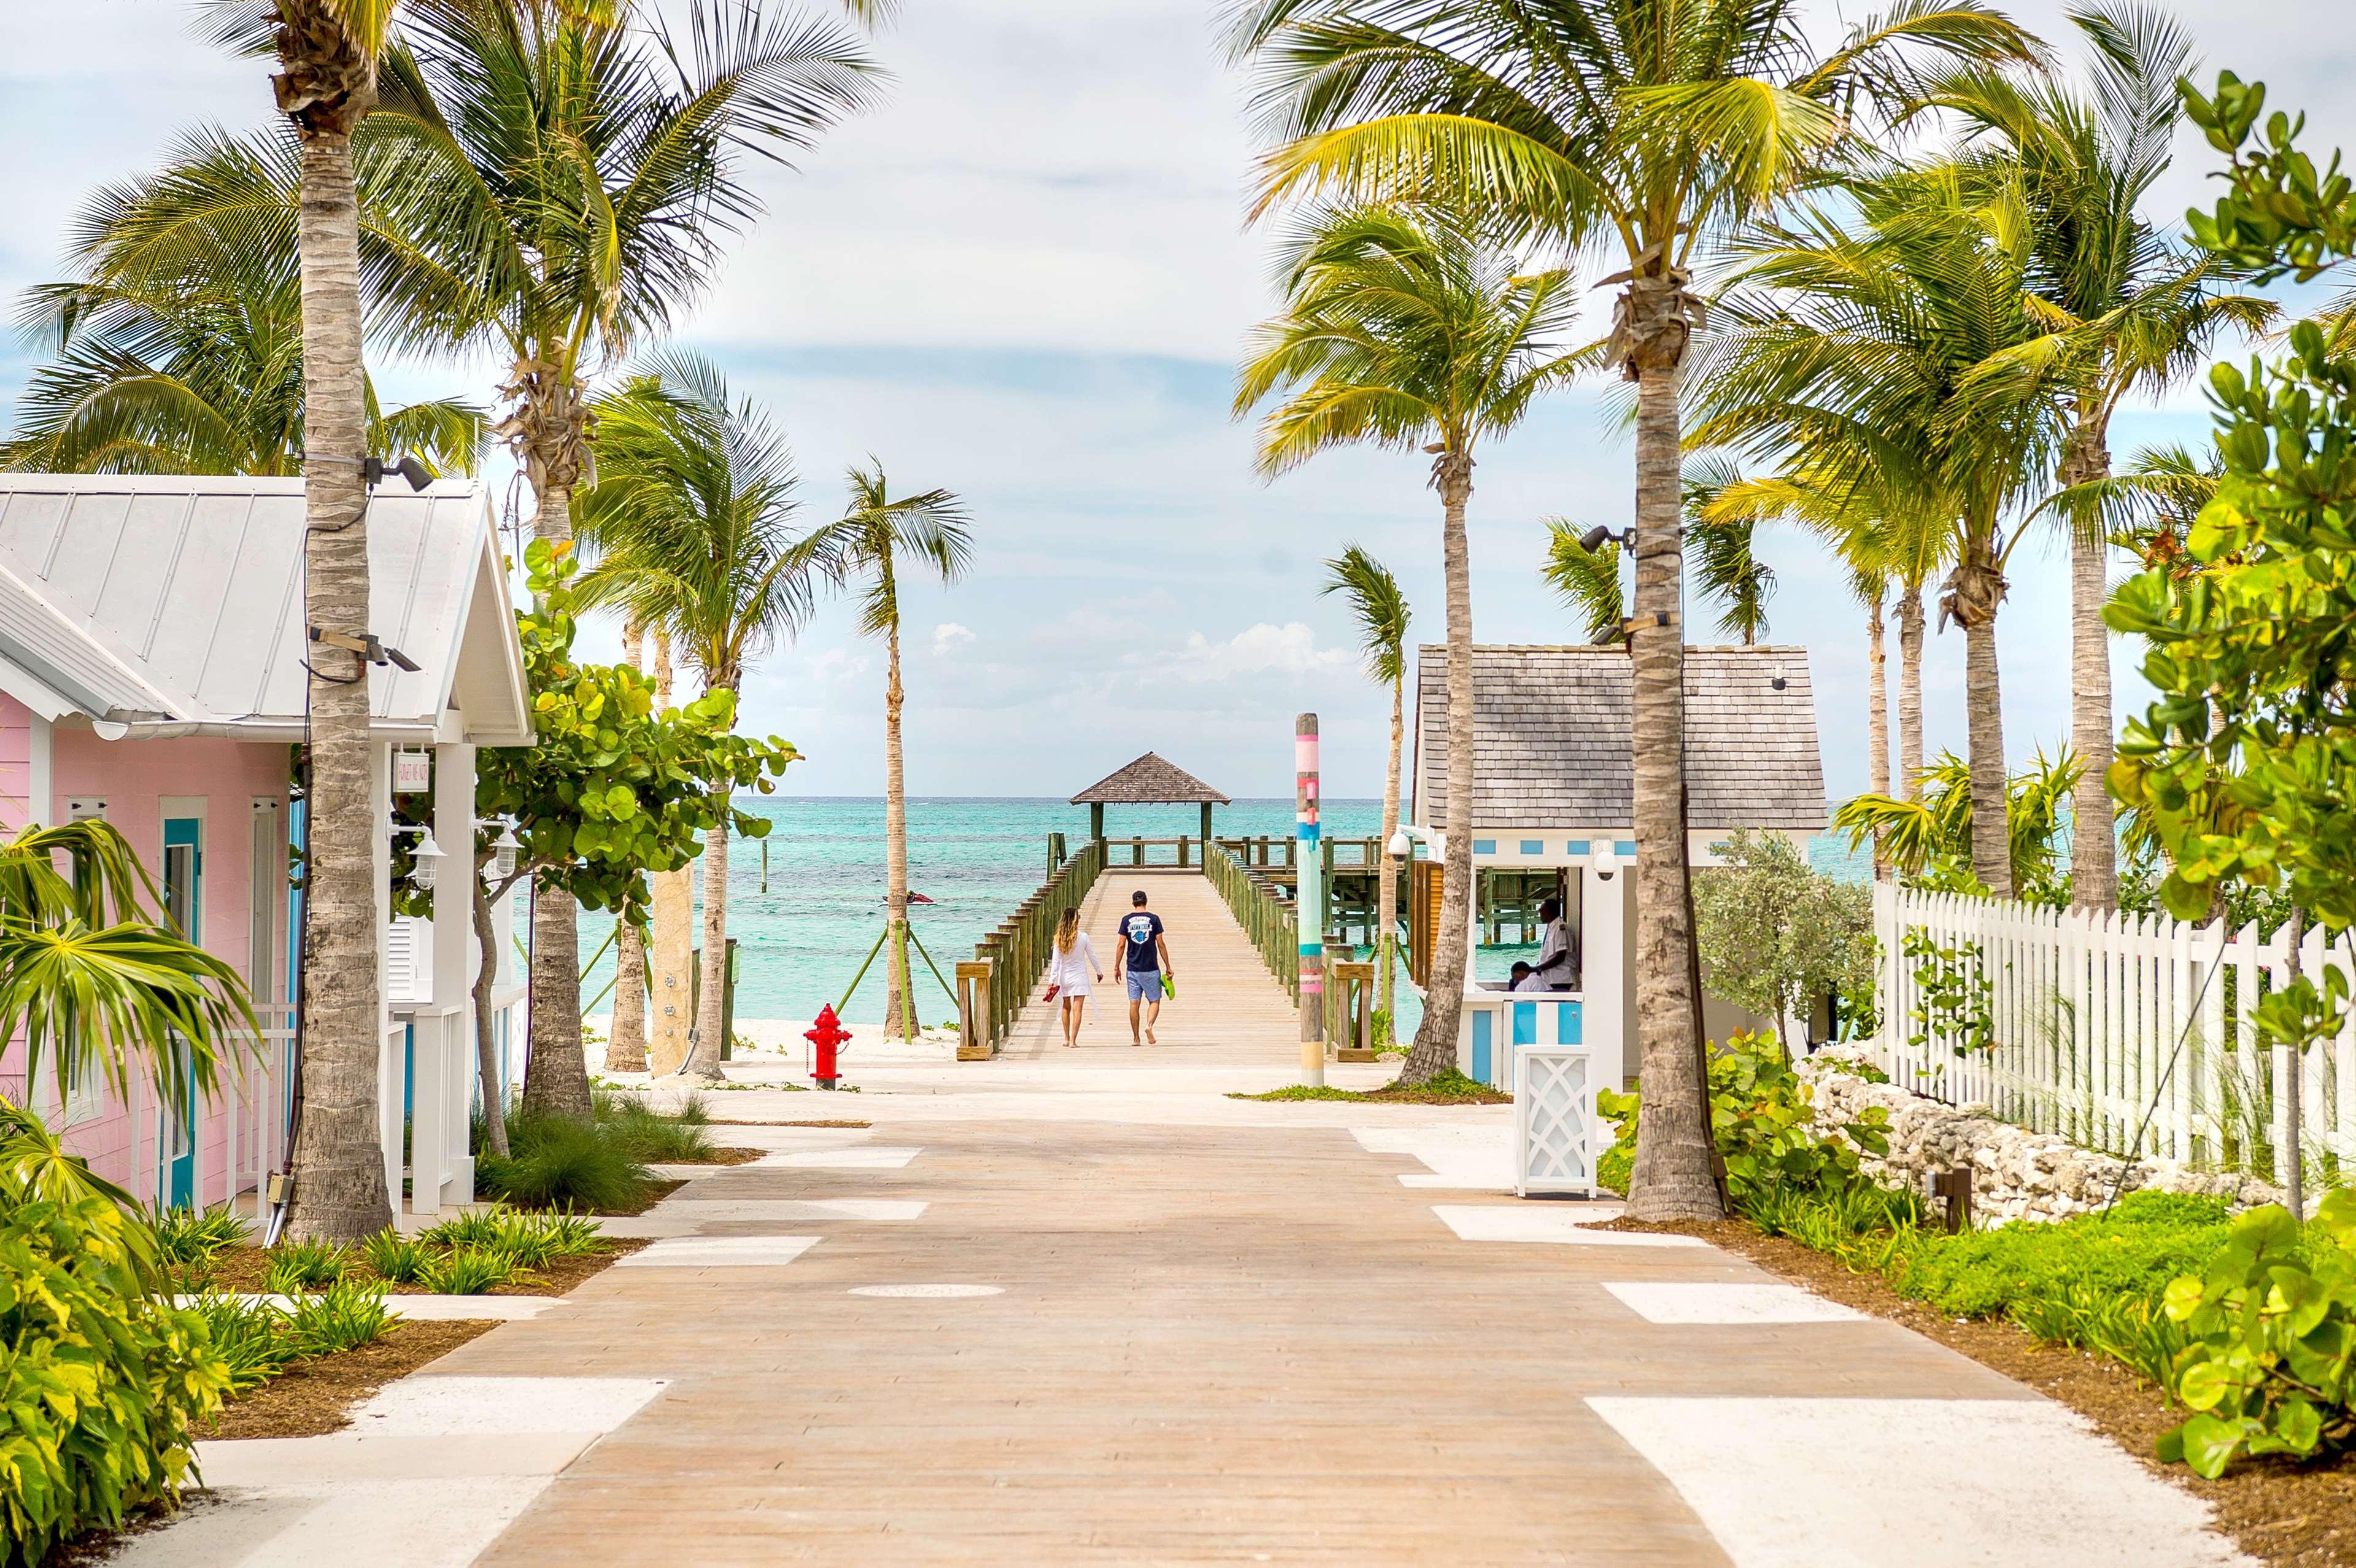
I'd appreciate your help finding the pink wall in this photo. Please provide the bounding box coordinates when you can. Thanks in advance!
[0,695,289,1205]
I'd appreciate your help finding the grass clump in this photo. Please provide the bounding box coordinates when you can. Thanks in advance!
[476,1111,655,1213]
[361,1229,434,1284]
[420,1247,517,1295]
[154,1205,252,1266]
[263,1238,349,1294]
[1887,1190,2233,1320]
[1229,1068,1512,1105]
[593,1088,716,1162]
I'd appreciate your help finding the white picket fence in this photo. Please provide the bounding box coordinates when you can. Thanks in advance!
[1872,882,2355,1182]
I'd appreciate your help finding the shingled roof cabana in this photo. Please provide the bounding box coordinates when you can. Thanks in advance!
[1407,644,1829,1094]
[1071,752,1232,844]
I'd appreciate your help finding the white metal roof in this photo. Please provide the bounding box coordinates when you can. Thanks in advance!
[0,474,532,747]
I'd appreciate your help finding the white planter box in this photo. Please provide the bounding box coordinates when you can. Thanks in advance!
[1515,1043,1597,1197]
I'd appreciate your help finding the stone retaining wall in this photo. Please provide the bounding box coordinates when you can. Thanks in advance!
[1796,1047,2282,1224]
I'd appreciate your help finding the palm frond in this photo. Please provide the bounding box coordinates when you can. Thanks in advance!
[1319,544,1410,686]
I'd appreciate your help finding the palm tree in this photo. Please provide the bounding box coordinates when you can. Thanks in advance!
[579,351,821,1082]
[5,137,479,476]
[1682,463,1777,645]
[788,466,975,1045]
[1319,546,1411,1037]
[1231,0,2039,1218]
[1920,2,2273,910]
[1691,167,2061,897]
[362,0,874,1113]
[602,614,653,1075]
[1837,745,2082,903]
[1235,201,1583,1083]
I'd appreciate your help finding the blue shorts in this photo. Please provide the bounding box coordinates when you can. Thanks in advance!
[1125,969,1162,1002]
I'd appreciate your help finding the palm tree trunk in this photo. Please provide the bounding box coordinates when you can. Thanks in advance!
[1947,533,2012,898]
[679,798,730,1083]
[1378,671,1402,1034]
[471,857,509,1158]
[647,630,693,1075]
[606,622,652,1072]
[1403,454,1475,1084]
[883,610,916,1042]
[1963,611,2011,897]
[1866,587,1891,881]
[282,77,393,1241]
[520,479,590,1119]
[2065,419,2117,910]
[1624,359,1719,1221]
[1896,583,1926,798]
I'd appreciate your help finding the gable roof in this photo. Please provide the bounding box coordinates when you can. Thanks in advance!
[1070,752,1231,805]
[0,474,531,747]
[1413,644,1826,832]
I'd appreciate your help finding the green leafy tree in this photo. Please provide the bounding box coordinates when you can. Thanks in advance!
[1691,830,1872,1059]
[1235,201,1583,1084]
[1319,545,1411,1034]
[482,539,798,1123]
[1230,0,2039,1218]
[579,351,824,1080]
[788,465,975,1043]
[1921,2,2273,910]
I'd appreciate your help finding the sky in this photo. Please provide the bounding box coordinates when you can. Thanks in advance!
[4,0,2354,805]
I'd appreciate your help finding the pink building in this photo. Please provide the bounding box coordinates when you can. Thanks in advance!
[0,474,533,1218]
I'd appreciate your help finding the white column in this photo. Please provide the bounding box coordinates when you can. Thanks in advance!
[433,743,476,1207]
[1582,864,1627,1094]
[372,742,403,1215]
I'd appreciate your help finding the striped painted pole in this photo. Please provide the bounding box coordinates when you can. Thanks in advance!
[1297,713,1324,1086]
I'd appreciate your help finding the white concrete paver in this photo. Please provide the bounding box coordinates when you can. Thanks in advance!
[1586,1396,2257,1567]
[1602,1282,1869,1324]
[1431,1203,1712,1248]
[612,1234,821,1267]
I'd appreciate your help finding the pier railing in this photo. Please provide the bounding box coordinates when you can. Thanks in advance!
[1206,841,1299,1000]
[958,837,1108,1059]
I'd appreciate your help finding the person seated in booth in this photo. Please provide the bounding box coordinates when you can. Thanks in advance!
[1526,897,1579,991]
[1509,960,1551,994]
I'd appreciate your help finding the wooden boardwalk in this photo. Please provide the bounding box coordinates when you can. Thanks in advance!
[995,871,1301,1068]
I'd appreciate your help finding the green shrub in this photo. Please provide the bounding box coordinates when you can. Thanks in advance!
[0,1104,231,1566]
[422,1247,517,1295]
[1889,1192,2231,1320]
[182,1293,298,1393]
[263,1238,349,1294]
[153,1205,252,1265]
[1596,1030,1891,1212]
[361,1229,434,1284]
[2157,1192,2356,1478]
[488,1227,560,1270]
[477,1113,655,1211]
[520,1209,607,1257]
[285,1282,397,1357]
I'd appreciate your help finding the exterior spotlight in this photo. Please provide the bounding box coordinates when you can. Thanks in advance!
[362,454,435,492]
[1591,841,1621,881]
[1578,524,1633,554]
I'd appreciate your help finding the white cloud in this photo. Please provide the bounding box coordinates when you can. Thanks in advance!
[930,622,976,656]
[1165,622,1352,683]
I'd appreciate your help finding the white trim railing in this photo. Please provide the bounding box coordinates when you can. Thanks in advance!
[1872,882,2354,1181]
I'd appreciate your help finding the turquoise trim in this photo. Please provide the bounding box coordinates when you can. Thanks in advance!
[1566,839,1591,855]
[1471,839,1496,855]
[1518,839,1543,855]
[1614,839,1637,858]
[1512,1002,1537,1047]
[1470,1010,1492,1083]
[1563,1000,1583,1044]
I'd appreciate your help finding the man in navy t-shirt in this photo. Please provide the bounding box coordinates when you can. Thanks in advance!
[1118,889,1175,1046]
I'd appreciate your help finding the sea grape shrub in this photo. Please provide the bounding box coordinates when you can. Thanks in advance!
[1596,1031,1891,1211]
[1901,927,1996,1056]
[2158,1189,2356,1478]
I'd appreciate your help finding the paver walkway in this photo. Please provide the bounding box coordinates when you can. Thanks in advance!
[291,1110,2239,1566]
[995,870,1300,1067]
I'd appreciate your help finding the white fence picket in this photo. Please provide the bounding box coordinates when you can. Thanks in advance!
[1874,885,2342,1188]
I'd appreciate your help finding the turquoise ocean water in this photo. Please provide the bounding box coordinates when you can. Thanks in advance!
[577,797,1867,1027]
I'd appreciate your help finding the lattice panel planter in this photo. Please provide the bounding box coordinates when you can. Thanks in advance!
[1515,1045,1596,1197]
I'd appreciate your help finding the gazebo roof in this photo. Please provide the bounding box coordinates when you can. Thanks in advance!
[1070,752,1230,806]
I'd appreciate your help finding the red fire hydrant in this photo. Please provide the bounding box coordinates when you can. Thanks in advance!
[805,1005,851,1091]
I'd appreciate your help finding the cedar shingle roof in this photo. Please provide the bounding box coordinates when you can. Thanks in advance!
[1415,644,1826,832]
[1070,752,1231,806]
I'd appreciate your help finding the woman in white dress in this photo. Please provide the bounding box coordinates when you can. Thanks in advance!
[1048,906,1103,1048]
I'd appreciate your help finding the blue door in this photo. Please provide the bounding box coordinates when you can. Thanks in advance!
[161,817,202,1209]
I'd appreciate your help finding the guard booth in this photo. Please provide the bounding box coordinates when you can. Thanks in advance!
[1405,644,1829,1094]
